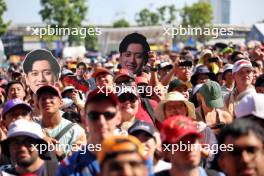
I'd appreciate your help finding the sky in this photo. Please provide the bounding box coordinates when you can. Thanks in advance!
[3,0,264,26]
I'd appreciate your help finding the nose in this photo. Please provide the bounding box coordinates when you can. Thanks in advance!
[98,115,107,126]
[39,72,47,83]
[240,150,252,163]
[119,163,133,176]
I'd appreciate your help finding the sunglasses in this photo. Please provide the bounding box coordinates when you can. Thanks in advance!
[118,94,138,103]
[87,111,116,121]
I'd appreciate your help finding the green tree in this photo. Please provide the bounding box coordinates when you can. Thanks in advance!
[113,18,130,28]
[0,0,10,37]
[85,32,98,51]
[135,8,159,26]
[181,2,213,42]
[39,0,88,46]
[157,5,177,24]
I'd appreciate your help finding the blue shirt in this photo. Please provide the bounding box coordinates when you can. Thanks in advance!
[56,148,100,176]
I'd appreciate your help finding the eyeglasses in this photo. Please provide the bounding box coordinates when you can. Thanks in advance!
[87,111,116,121]
[230,146,261,157]
[118,94,138,103]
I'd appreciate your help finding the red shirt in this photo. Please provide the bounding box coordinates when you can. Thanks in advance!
[136,98,158,127]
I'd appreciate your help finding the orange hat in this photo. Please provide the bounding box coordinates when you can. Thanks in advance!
[97,135,145,164]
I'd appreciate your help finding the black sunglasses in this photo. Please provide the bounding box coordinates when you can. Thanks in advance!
[118,94,138,103]
[87,111,116,121]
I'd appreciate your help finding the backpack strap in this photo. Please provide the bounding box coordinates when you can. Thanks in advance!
[54,123,76,141]
[141,98,156,127]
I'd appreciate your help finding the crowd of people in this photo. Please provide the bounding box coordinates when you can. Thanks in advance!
[0,32,263,176]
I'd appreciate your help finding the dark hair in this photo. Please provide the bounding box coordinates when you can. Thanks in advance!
[23,49,60,76]
[6,81,25,95]
[218,118,264,145]
[255,74,264,87]
[76,62,87,70]
[230,51,243,63]
[119,33,150,65]
[251,61,261,69]
[211,118,264,171]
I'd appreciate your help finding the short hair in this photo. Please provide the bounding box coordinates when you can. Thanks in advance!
[255,74,264,87]
[119,33,150,65]
[23,49,61,77]
[218,118,264,145]
[76,62,87,70]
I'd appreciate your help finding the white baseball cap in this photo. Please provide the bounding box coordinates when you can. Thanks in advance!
[235,93,264,119]
[232,59,253,74]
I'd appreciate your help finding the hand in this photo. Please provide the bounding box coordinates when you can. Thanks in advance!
[148,51,158,67]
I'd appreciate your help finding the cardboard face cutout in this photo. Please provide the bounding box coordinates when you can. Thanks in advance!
[22,49,61,93]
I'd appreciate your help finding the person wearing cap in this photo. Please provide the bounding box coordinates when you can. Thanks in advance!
[128,121,156,158]
[224,59,256,117]
[1,99,33,130]
[155,91,196,122]
[255,73,264,93]
[97,135,149,176]
[161,54,193,89]
[191,65,216,87]
[0,119,58,175]
[119,33,150,75]
[23,49,61,93]
[216,118,264,176]
[128,121,171,174]
[56,88,121,176]
[117,86,140,131]
[221,64,234,96]
[114,68,136,86]
[6,81,26,101]
[156,115,223,176]
[234,93,264,128]
[92,67,114,88]
[135,76,150,98]
[168,79,190,100]
[196,81,233,135]
[36,85,86,158]
[158,62,173,81]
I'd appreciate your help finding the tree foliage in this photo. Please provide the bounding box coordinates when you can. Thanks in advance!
[39,0,88,46]
[181,2,213,42]
[0,0,10,37]
[135,5,176,26]
[113,18,130,28]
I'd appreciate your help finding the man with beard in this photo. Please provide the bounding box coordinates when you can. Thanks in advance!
[0,119,58,175]
[218,118,264,176]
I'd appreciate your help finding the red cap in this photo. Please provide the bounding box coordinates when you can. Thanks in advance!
[36,85,62,99]
[92,68,112,78]
[114,68,135,82]
[135,76,148,84]
[160,115,201,144]
[86,87,118,106]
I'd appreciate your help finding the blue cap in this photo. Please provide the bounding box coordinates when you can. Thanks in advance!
[2,99,32,119]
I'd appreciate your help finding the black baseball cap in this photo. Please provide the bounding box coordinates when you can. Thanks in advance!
[128,121,155,139]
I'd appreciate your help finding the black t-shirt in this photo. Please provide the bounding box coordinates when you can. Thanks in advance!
[155,170,170,176]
